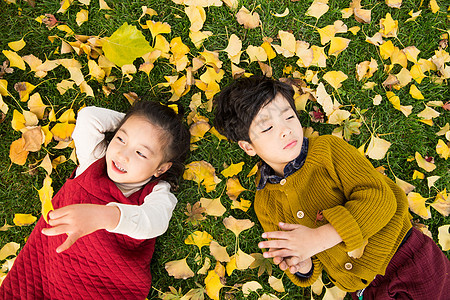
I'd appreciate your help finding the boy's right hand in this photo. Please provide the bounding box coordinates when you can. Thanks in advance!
[273,253,312,274]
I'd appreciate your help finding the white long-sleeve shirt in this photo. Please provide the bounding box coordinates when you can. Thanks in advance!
[71,106,177,239]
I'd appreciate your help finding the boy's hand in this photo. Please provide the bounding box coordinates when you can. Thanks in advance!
[41,204,120,253]
[273,254,312,274]
[258,222,342,262]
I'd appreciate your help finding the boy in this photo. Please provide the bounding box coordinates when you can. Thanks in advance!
[213,76,449,299]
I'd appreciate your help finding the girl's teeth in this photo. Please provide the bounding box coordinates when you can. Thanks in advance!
[114,162,126,172]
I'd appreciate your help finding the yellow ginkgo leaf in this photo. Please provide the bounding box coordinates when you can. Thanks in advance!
[379,13,398,37]
[354,8,371,24]
[15,81,36,102]
[386,0,402,9]
[269,276,285,292]
[379,40,395,60]
[99,0,112,10]
[311,274,324,295]
[189,30,213,48]
[305,0,329,20]
[165,258,195,279]
[58,109,76,123]
[226,255,237,276]
[28,93,47,119]
[395,176,415,194]
[323,70,348,89]
[23,127,43,152]
[323,286,347,300]
[38,175,54,223]
[415,152,436,172]
[407,192,431,219]
[185,230,213,251]
[231,199,252,212]
[190,121,211,142]
[209,127,227,141]
[76,9,88,26]
[328,37,350,56]
[147,20,171,39]
[0,79,8,96]
[210,241,230,262]
[39,154,53,175]
[427,176,440,189]
[184,161,221,192]
[436,139,449,160]
[223,215,254,237]
[410,64,426,84]
[242,281,263,296]
[247,163,258,177]
[236,6,260,29]
[403,46,420,63]
[431,189,449,217]
[438,225,450,250]
[51,122,76,142]
[317,24,336,45]
[200,50,222,69]
[246,45,267,62]
[236,248,255,270]
[13,214,37,226]
[52,155,67,169]
[261,41,276,60]
[2,50,26,70]
[348,26,360,35]
[9,137,28,165]
[391,47,408,68]
[8,38,26,52]
[200,67,225,84]
[221,162,244,177]
[224,34,242,57]
[226,177,247,200]
[365,135,391,160]
[0,94,8,114]
[57,24,75,36]
[205,268,225,300]
[200,197,226,216]
[185,5,206,32]
[276,30,296,58]
[430,0,440,13]
[412,170,425,180]
[198,257,211,275]
[417,106,440,120]
[356,58,378,81]
[0,242,20,261]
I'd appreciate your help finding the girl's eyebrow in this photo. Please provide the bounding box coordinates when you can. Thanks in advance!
[118,128,156,155]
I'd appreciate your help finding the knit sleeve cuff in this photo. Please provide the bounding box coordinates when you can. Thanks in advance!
[322,205,364,252]
[286,257,323,287]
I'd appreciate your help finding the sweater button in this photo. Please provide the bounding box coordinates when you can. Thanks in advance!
[296,210,304,219]
[344,262,353,270]
[280,179,286,185]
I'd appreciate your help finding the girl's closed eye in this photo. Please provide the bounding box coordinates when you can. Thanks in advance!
[136,151,147,159]
[117,136,125,143]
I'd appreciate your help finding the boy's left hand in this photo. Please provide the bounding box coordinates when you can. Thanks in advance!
[41,204,120,253]
[258,222,342,262]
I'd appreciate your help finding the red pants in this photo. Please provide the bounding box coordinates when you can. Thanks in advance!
[351,227,450,300]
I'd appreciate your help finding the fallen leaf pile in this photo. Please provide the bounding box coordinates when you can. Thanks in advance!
[1,0,449,298]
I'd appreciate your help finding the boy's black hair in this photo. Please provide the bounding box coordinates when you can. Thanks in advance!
[106,100,190,190]
[213,76,296,142]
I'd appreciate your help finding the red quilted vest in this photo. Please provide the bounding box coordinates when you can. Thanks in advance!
[1,158,158,299]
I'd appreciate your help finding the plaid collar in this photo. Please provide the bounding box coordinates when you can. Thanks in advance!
[257,137,309,190]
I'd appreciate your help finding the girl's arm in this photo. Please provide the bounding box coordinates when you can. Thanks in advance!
[72,106,124,176]
[106,180,177,239]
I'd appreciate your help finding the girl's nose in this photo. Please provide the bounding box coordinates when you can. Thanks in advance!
[117,149,129,162]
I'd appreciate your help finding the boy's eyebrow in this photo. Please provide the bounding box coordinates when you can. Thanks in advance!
[118,128,156,155]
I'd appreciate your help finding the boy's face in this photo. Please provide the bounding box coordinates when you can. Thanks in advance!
[238,93,303,176]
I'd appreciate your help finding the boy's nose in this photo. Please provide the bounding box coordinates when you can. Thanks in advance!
[281,126,291,138]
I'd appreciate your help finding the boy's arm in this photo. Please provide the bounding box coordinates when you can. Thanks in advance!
[106,181,178,239]
[320,136,399,252]
[72,106,124,175]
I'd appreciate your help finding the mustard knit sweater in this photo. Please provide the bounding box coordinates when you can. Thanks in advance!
[254,135,412,292]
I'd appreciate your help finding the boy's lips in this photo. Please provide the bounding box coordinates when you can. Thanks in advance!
[284,140,297,149]
[112,161,127,173]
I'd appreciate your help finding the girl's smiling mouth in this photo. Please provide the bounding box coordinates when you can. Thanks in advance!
[112,161,127,173]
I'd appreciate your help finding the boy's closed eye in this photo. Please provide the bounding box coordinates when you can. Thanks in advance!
[262,126,273,133]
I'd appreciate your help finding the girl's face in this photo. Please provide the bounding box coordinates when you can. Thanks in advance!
[105,115,172,184]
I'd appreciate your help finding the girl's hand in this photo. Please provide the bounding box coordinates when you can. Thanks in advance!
[41,204,120,253]
[258,222,342,262]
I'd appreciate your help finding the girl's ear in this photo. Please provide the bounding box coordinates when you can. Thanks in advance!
[238,140,257,156]
[154,162,172,177]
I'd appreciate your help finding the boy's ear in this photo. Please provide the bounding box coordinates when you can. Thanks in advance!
[154,162,172,177]
[238,140,257,156]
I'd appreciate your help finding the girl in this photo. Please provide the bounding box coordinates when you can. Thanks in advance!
[1,101,190,299]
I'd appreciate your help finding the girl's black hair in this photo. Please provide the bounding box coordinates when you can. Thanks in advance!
[106,100,190,190]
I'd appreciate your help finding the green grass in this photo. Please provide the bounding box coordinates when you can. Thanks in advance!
[0,0,449,299]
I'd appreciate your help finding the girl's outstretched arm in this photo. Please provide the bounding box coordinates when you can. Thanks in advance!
[41,204,121,253]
